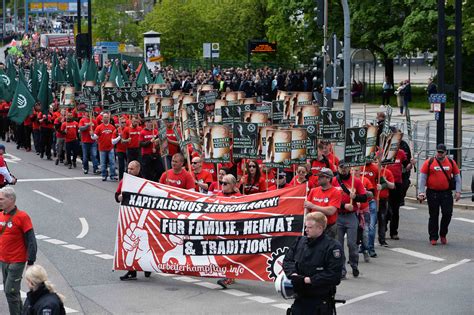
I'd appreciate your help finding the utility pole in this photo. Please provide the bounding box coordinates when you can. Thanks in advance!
[2,0,5,44]
[77,0,82,34]
[342,0,351,128]
[88,0,92,58]
[322,0,328,105]
[436,0,445,146]
[453,0,462,166]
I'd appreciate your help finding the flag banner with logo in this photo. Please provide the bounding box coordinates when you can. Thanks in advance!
[320,109,345,142]
[381,132,403,165]
[343,127,367,167]
[233,122,259,159]
[202,125,231,163]
[114,174,306,281]
[8,79,36,124]
[365,125,378,162]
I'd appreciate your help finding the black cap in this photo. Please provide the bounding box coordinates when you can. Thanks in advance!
[436,144,447,152]
[0,144,5,153]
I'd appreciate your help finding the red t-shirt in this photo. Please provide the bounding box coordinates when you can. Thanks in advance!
[116,180,123,195]
[39,113,54,129]
[122,126,142,149]
[359,176,373,212]
[0,155,7,184]
[201,162,217,181]
[208,181,222,194]
[289,177,316,191]
[331,175,366,212]
[311,158,336,175]
[326,152,340,166]
[421,157,460,191]
[240,175,267,194]
[307,186,342,225]
[114,128,128,153]
[54,117,64,139]
[361,163,379,189]
[94,123,116,151]
[160,169,195,189]
[378,168,394,200]
[386,149,407,184]
[0,209,33,263]
[166,126,179,156]
[194,170,213,192]
[61,121,79,142]
[78,117,97,143]
[32,111,40,130]
[140,128,158,156]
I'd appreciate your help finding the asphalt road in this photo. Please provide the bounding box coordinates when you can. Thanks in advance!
[1,142,473,315]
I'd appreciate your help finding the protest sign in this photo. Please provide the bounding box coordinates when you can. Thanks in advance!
[233,122,259,159]
[381,132,403,165]
[343,127,367,166]
[365,125,378,162]
[114,174,306,281]
[265,129,292,168]
[203,125,231,163]
[320,109,345,142]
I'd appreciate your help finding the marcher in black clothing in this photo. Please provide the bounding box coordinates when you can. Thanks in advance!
[283,212,343,315]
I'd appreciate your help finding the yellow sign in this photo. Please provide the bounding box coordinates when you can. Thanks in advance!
[119,43,126,52]
[58,3,68,11]
[30,3,43,12]
[43,2,58,11]
[149,56,164,62]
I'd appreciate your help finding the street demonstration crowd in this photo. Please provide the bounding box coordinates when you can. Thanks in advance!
[0,39,462,314]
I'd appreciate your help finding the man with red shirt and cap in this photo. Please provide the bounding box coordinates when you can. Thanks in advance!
[140,120,163,181]
[418,144,461,246]
[159,153,195,190]
[332,162,367,279]
[0,187,37,315]
[92,113,117,181]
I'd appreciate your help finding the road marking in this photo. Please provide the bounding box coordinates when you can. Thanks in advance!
[155,272,176,277]
[222,289,251,297]
[35,234,50,240]
[44,239,68,245]
[95,254,114,260]
[174,276,200,283]
[336,291,388,308]
[272,303,292,310]
[195,282,221,289]
[246,296,276,304]
[389,248,445,261]
[76,218,89,238]
[430,259,471,275]
[4,153,21,164]
[0,285,78,313]
[62,244,85,250]
[33,190,63,203]
[400,206,417,210]
[81,249,101,255]
[19,176,101,182]
[453,218,474,224]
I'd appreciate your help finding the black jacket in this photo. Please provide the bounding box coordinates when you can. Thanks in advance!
[22,283,66,315]
[283,234,343,298]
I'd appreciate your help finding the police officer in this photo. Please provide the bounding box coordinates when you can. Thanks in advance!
[283,212,343,315]
[418,144,461,245]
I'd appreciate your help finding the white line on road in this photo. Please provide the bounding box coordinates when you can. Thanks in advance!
[44,239,68,245]
[35,234,50,240]
[62,244,85,250]
[195,282,221,289]
[76,218,89,238]
[453,218,474,224]
[389,248,445,261]
[222,289,251,297]
[174,276,201,283]
[430,259,471,275]
[19,176,101,182]
[81,249,101,255]
[95,254,114,260]
[33,190,63,203]
[336,291,388,308]
[400,206,417,210]
[246,296,276,304]
[272,303,292,310]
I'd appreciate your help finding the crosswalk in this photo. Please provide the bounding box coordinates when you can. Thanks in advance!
[0,284,79,313]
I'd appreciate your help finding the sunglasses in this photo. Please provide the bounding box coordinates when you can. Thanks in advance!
[249,165,257,168]
[222,182,229,185]
[437,151,446,154]
[191,162,200,164]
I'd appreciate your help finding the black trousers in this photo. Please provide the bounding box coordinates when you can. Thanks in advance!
[142,154,164,182]
[117,151,127,180]
[427,189,453,240]
[40,128,54,158]
[23,126,32,150]
[65,140,79,165]
[126,147,141,164]
[378,198,389,243]
[290,297,334,315]
[388,183,403,236]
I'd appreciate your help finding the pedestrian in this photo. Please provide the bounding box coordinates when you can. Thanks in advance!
[159,153,195,190]
[191,156,213,193]
[382,76,393,105]
[38,109,55,160]
[283,212,343,315]
[332,162,367,279]
[53,109,66,166]
[22,264,66,315]
[60,112,79,169]
[304,168,341,239]
[417,144,461,245]
[78,112,99,175]
[0,187,38,315]
[240,160,266,194]
[376,166,395,249]
[121,116,142,164]
[92,113,117,181]
[113,118,128,180]
[115,161,152,281]
[140,120,163,181]
[0,144,17,187]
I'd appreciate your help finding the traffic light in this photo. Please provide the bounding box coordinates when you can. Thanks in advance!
[314,0,325,29]
[312,55,324,89]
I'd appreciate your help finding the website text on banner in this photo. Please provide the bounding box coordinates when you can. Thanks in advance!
[114,173,306,282]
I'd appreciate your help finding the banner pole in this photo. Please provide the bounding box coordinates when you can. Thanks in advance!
[293,164,296,186]
[216,163,220,192]
[265,168,269,192]
[242,160,247,195]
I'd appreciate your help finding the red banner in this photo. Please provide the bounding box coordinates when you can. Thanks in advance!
[114,174,306,282]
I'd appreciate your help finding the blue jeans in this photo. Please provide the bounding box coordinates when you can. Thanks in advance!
[99,149,115,178]
[82,142,99,172]
[368,199,377,252]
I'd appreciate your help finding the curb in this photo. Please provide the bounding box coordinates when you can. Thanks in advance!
[406,197,474,210]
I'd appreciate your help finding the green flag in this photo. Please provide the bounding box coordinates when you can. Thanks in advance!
[38,71,53,114]
[136,63,152,86]
[108,63,124,87]
[119,62,129,83]
[66,56,75,86]
[72,58,82,91]
[79,59,89,81]
[85,59,98,82]
[1,59,17,101]
[8,79,36,124]
[98,66,107,84]
[31,62,46,98]
[154,73,165,84]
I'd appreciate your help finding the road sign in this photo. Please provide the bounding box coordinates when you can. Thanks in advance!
[461,91,474,102]
[325,65,343,87]
[429,93,447,103]
[203,43,219,58]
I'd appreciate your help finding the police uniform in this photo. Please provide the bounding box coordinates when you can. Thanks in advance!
[283,234,343,315]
